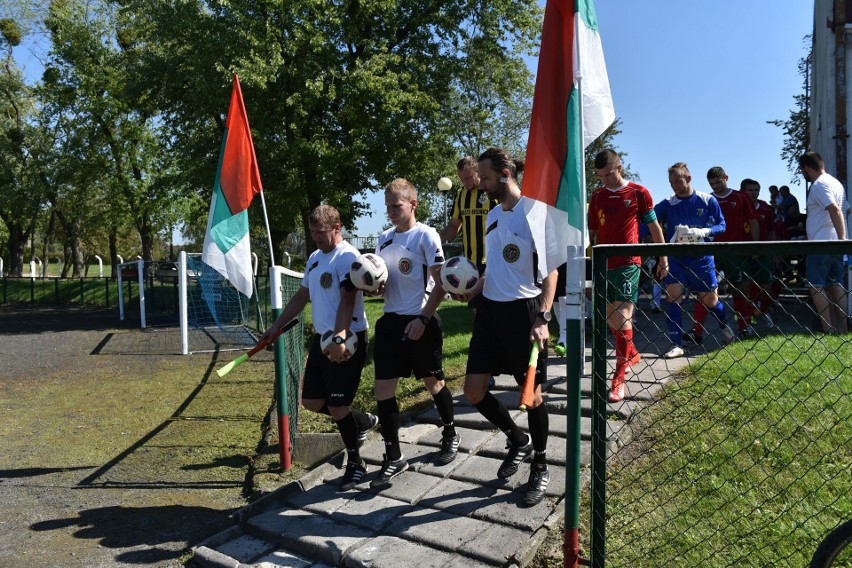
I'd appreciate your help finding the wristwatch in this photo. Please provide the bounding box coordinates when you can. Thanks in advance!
[332,335,345,345]
[416,315,430,325]
[536,311,552,322]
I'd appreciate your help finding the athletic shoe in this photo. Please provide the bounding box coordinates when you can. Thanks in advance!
[357,413,379,447]
[554,342,566,356]
[682,330,703,345]
[339,459,367,491]
[523,463,550,506]
[664,345,684,359]
[370,455,409,488]
[436,433,461,465]
[497,435,533,478]
[738,327,756,340]
[721,325,735,345]
[608,374,626,403]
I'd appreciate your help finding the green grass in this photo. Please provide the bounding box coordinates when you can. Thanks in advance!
[596,334,851,567]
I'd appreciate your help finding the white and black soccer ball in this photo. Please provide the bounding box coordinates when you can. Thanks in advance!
[349,253,388,292]
[320,329,358,359]
[440,256,480,295]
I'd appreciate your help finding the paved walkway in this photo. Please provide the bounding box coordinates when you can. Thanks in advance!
[189,329,692,568]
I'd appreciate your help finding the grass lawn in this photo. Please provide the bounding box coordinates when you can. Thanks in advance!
[595,334,851,567]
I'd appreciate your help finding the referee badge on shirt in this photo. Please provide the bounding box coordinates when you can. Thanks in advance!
[398,258,413,275]
[503,243,521,263]
[320,272,333,288]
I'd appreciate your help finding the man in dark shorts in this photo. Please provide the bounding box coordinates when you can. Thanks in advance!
[454,147,557,507]
[260,205,377,492]
[369,178,457,488]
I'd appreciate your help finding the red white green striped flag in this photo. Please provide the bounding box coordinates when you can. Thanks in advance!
[522,0,614,277]
[202,75,263,298]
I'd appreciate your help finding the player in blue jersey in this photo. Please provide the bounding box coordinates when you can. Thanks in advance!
[655,162,734,358]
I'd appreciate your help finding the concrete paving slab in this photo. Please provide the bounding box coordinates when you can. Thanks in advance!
[247,509,374,567]
[418,478,554,531]
[216,533,278,564]
[286,480,358,516]
[343,535,482,568]
[361,468,445,505]
[412,424,495,455]
[332,492,410,532]
[252,548,314,568]
[384,505,530,565]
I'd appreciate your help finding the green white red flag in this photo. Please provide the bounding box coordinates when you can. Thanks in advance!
[202,75,263,298]
[522,0,614,278]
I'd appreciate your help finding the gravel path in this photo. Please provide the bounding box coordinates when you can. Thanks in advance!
[0,305,268,567]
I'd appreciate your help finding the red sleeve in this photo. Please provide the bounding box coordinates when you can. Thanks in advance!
[637,184,654,214]
[588,191,599,230]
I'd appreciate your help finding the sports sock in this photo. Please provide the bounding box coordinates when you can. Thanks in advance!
[334,412,360,462]
[693,302,709,336]
[473,391,525,446]
[376,397,402,461]
[527,404,549,465]
[432,386,456,437]
[710,300,728,327]
[665,301,684,345]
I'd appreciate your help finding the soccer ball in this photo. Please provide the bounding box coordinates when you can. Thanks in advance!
[440,256,480,295]
[350,253,388,292]
[320,329,358,359]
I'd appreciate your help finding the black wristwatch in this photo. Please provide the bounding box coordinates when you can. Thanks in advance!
[416,315,430,325]
[332,335,345,345]
[536,311,552,322]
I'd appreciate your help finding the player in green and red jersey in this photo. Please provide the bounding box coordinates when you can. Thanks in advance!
[588,149,667,403]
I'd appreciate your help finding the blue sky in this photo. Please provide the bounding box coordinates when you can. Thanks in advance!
[355,2,814,236]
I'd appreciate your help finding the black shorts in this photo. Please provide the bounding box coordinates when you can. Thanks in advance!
[374,313,444,381]
[466,296,547,385]
[302,330,368,407]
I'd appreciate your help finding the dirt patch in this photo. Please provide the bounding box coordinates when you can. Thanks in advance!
[0,305,286,567]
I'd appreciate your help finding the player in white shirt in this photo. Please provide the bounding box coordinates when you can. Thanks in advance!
[369,178,457,488]
[799,151,848,333]
[260,205,378,491]
[455,148,557,507]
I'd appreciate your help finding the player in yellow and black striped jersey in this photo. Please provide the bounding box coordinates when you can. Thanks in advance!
[439,156,498,273]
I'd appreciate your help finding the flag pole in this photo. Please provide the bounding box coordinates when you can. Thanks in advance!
[564,67,587,568]
[259,190,276,267]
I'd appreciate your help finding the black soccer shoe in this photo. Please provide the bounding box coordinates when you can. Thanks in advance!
[370,455,409,488]
[357,413,379,447]
[523,463,550,506]
[436,433,460,466]
[339,459,367,491]
[497,435,533,479]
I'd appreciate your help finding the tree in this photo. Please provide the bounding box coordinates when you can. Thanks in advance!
[117,0,542,258]
[768,35,811,183]
[40,0,189,268]
[0,17,47,276]
[583,118,638,197]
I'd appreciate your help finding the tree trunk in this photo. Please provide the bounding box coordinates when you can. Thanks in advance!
[109,228,118,280]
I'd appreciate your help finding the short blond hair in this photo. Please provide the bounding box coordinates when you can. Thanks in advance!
[384,178,418,201]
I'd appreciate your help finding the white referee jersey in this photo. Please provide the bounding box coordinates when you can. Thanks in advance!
[302,241,368,333]
[483,198,541,302]
[376,223,445,315]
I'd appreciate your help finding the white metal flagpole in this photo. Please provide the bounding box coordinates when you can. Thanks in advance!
[259,190,276,268]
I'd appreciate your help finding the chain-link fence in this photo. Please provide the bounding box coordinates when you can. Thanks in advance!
[588,240,851,567]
